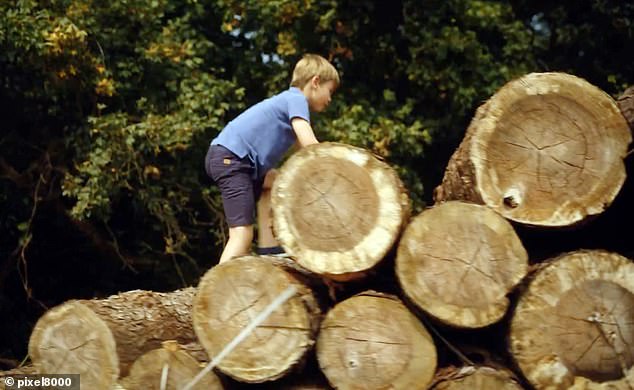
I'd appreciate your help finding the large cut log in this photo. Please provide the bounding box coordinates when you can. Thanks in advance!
[28,288,203,381]
[78,287,205,372]
[271,142,410,281]
[316,291,437,389]
[396,201,528,328]
[28,300,120,390]
[434,72,631,227]
[192,256,321,383]
[510,250,634,389]
[120,341,223,390]
[617,85,634,131]
[429,365,524,389]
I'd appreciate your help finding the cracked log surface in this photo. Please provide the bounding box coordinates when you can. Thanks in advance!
[28,287,203,385]
[271,142,410,281]
[396,201,528,328]
[316,291,437,390]
[120,341,223,390]
[192,256,321,383]
[434,72,631,227]
[429,365,524,390]
[510,250,634,389]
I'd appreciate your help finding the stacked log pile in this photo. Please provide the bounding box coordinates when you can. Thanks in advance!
[1,72,633,390]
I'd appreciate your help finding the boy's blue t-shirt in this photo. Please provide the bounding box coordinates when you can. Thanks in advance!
[211,87,310,179]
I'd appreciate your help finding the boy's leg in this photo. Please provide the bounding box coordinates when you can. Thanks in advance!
[257,188,278,248]
[206,145,259,263]
[256,169,286,255]
[219,225,254,263]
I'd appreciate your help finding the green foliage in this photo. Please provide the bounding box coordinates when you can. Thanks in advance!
[1,0,632,285]
[510,0,634,93]
[63,72,242,255]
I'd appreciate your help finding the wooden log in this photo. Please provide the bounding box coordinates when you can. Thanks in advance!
[78,287,205,373]
[429,365,524,389]
[510,250,634,389]
[271,142,410,281]
[28,288,204,381]
[192,256,321,383]
[434,72,631,227]
[617,85,634,131]
[316,291,437,389]
[396,201,528,328]
[0,365,38,377]
[120,341,223,390]
[28,300,120,390]
[0,365,39,390]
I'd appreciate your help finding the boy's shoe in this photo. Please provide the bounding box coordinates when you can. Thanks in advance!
[256,246,291,257]
[270,252,293,258]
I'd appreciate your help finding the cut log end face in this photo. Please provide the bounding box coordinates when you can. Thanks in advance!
[122,347,222,390]
[554,280,634,382]
[396,202,528,328]
[288,155,380,252]
[510,250,634,389]
[193,258,318,383]
[28,301,119,390]
[472,72,631,226]
[317,293,437,390]
[272,142,408,277]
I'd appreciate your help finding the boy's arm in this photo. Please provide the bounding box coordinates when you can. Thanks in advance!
[291,118,319,147]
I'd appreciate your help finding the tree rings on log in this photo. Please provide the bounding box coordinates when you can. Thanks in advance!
[271,142,410,281]
[434,72,631,227]
[429,365,524,389]
[396,201,528,328]
[316,291,437,389]
[28,301,119,390]
[510,250,634,389]
[121,341,223,390]
[192,256,320,383]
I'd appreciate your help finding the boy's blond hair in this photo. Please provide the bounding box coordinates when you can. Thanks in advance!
[290,54,340,89]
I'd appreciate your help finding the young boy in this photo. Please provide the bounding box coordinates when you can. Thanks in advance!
[205,54,339,263]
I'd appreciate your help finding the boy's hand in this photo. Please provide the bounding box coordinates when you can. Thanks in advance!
[291,118,319,147]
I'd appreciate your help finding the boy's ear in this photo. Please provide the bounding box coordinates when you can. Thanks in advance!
[310,75,320,89]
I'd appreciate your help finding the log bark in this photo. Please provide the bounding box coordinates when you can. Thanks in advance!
[28,287,204,381]
[434,72,631,227]
[120,341,223,390]
[617,85,634,131]
[271,142,410,281]
[429,365,524,389]
[78,287,205,374]
[510,250,634,389]
[0,365,39,390]
[192,256,321,383]
[0,365,38,377]
[28,300,120,390]
[396,201,528,328]
[316,291,437,390]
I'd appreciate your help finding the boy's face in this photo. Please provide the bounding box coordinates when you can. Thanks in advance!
[308,79,337,113]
